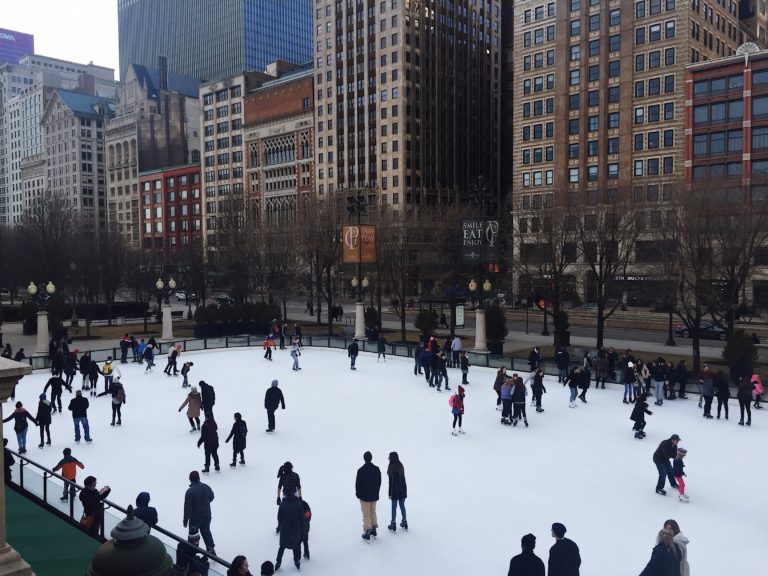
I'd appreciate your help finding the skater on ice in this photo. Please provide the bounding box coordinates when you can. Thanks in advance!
[507,533,545,576]
[44,374,71,414]
[752,374,764,409]
[548,522,581,576]
[275,489,304,571]
[181,361,194,388]
[386,451,407,532]
[200,380,216,416]
[631,392,653,439]
[531,368,546,413]
[737,376,754,426]
[183,470,216,553]
[653,434,681,496]
[637,527,681,576]
[264,379,285,433]
[356,451,381,541]
[450,385,466,435]
[179,385,202,432]
[198,412,220,472]
[290,338,301,371]
[263,335,275,361]
[460,351,470,384]
[67,390,92,443]
[97,378,126,426]
[52,447,84,501]
[348,339,359,370]
[714,371,730,420]
[224,412,248,467]
[672,447,689,502]
[35,393,52,448]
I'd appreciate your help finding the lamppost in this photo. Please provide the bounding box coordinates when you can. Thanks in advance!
[347,190,367,341]
[155,277,176,341]
[351,276,370,337]
[468,278,492,352]
[27,281,56,355]
[69,262,78,329]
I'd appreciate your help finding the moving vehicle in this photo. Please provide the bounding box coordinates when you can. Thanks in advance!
[674,321,727,340]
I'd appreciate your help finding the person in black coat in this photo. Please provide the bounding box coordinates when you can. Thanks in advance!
[199,381,216,416]
[548,523,581,576]
[630,393,653,439]
[638,528,682,576]
[264,379,285,432]
[3,439,15,484]
[714,371,730,419]
[652,435,680,495]
[44,375,72,413]
[79,475,111,536]
[175,527,210,576]
[531,369,547,413]
[508,533,545,576]
[348,339,359,370]
[528,347,541,370]
[164,346,180,376]
[387,451,408,531]
[197,412,220,473]
[134,491,159,531]
[79,352,91,388]
[355,451,381,540]
[275,493,304,571]
[675,360,689,399]
[224,412,248,467]
[35,394,53,448]
[183,470,215,553]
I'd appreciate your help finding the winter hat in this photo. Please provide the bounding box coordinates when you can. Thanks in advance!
[458,385,465,395]
[136,492,150,507]
[260,561,275,575]
[39,393,46,400]
[670,434,682,441]
[189,470,200,483]
[191,386,198,393]
[188,526,200,541]
[521,533,536,550]
[677,447,687,456]
[627,362,634,368]
[271,379,279,387]
[551,523,567,538]
[752,374,761,383]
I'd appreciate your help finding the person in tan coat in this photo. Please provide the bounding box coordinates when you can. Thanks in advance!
[179,386,202,432]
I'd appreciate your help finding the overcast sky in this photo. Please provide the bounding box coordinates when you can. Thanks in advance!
[3,0,120,77]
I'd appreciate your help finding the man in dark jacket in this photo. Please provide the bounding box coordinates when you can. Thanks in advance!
[36,393,53,448]
[67,390,92,443]
[675,360,689,399]
[197,413,220,473]
[134,491,159,531]
[348,340,359,370]
[508,533,545,576]
[555,348,569,382]
[44,375,71,414]
[652,434,680,495]
[355,451,381,540]
[275,492,304,571]
[548,523,581,576]
[199,381,215,415]
[183,470,216,553]
[264,379,285,432]
[528,346,542,371]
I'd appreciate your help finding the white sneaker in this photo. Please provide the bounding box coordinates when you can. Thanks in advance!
[458,428,466,434]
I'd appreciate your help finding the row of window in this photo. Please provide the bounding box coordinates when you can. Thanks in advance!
[634,75,676,98]
[202,86,241,107]
[635,47,676,71]
[568,87,621,110]
[634,21,676,45]
[522,49,555,71]
[523,97,554,118]
[634,102,675,125]
[692,73,744,97]
[523,3,556,23]
[521,146,554,165]
[569,62,621,86]
[635,0,677,18]
[522,74,554,94]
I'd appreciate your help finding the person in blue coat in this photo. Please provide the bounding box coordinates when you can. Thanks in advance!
[133,491,158,531]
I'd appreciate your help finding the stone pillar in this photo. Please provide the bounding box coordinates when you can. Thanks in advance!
[354,301,366,341]
[0,357,35,576]
[161,304,174,341]
[34,312,48,356]
[474,308,488,353]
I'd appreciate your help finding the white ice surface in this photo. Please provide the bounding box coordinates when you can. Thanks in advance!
[4,347,767,575]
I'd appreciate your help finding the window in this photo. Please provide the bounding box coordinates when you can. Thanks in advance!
[588,165,599,181]
[649,24,661,42]
[610,9,621,26]
[665,20,676,38]
[569,94,580,110]
[569,168,579,183]
[588,90,599,107]
[634,160,644,176]
[587,140,599,156]
[649,51,661,68]
[569,119,580,135]
[664,129,674,147]
[636,1,646,18]
[753,127,768,151]
[608,61,620,78]
[754,96,768,117]
[607,163,619,179]
[635,133,644,151]
[569,143,580,159]
[728,130,743,153]
[635,81,645,98]
[589,14,600,32]
[608,86,620,103]
[570,0,581,10]
[664,102,674,120]
[589,39,600,57]
[588,65,600,82]
[635,107,645,124]
[570,19,581,36]
[570,44,581,61]
[663,157,674,174]
[665,47,675,65]
[648,104,660,122]
[636,27,646,45]
[570,69,580,86]
[647,158,660,175]
[648,131,660,149]
[607,137,619,154]
[588,116,599,132]
[635,54,645,72]
[664,75,675,93]
[608,112,620,129]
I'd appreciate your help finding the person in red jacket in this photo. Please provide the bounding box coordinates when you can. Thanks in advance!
[450,386,466,436]
[52,447,84,501]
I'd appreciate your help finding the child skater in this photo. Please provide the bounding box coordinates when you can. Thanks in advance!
[460,351,470,384]
[301,499,312,560]
[752,374,764,409]
[263,335,276,361]
[672,447,689,502]
[630,392,653,439]
[450,385,465,436]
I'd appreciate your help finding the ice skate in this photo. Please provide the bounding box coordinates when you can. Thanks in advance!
[458,428,465,434]
[536,407,544,413]
[294,560,300,570]
[388,522,396,532]
[656,489,666,496]
[679,494,690,503]
[202,467,210,473]
[634,431,644,439]
[230,461,237,467]
[451,429,458,436]
[524,420,529,427]
[400,520,408,530]
[512,418,518,427]
[361,530,371,541]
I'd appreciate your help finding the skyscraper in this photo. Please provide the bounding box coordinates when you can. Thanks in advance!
[0,28,34,65]
[118,0,313,81]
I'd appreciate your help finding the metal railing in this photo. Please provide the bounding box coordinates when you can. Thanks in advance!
[6,450,231,575]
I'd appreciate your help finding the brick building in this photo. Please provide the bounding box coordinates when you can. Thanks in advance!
[138,164,202,262]
[243,65,313,225]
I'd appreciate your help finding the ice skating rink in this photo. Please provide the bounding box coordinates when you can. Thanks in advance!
[5,347,767,575]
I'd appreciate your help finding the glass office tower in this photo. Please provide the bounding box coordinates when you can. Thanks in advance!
[118,0,312,81]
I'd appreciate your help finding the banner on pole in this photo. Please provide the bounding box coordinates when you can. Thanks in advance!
[462,219,500,263]
[342,224,377,264]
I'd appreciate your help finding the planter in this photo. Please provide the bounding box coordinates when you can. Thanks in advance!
[488,341,504,355]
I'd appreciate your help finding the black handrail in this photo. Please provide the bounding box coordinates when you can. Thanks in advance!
[7,449,232,572]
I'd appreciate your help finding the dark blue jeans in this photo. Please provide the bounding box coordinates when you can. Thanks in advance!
[655,461,677,491]
[391,499,406,523]
[192,516,215,551]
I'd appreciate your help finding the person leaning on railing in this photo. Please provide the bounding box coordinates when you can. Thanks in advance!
[79,475,111,535]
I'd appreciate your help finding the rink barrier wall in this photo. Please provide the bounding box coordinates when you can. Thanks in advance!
[5,449,232,574]
[22,334,705,392]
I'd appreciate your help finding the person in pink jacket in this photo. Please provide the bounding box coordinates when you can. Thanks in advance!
[752,375,764,409]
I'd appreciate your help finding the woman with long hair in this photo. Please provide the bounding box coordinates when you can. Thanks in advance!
[663,519,690,576]
[387,452,408,531]
[638,527,681,576]
[227,555,252,575]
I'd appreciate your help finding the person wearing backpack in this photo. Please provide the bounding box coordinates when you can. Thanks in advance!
[449,386,466,436]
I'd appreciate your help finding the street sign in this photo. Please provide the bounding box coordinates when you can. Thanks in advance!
[455,304,465,327]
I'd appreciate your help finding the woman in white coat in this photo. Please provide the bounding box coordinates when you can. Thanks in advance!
[664,519,690,576]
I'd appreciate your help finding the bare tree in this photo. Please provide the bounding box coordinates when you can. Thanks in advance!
[575,199,642,349]
[16,193,75,285]
[125,250,160,333]
[99,228,128,326]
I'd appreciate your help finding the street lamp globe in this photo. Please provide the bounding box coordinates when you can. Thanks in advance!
[361,277,370,289]
[155,278,164,291]
[483,279,492,293]
[351,276,359,288]
[27,282,38,296]
[168,277,177,290]
[468,279,478,293]
[46,281,56,295]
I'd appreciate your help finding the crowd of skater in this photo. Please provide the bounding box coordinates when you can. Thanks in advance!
[2,330,756,574]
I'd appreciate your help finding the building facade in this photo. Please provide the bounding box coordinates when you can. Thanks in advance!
[243,66,314,226]
[118,0,313,82]
[312,0,501,210]
[509,0,761,302]
[106,63,201,248]
[0,28,34,65]
[41,90,114,237]
[138,164,203,262]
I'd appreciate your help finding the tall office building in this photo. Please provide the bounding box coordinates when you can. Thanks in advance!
[118,0,313,81]
[0,28,34,65]
[509,0,762,300]
[313,0,501,210]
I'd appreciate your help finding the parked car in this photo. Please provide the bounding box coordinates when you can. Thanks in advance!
[216,294,236,305]
[674,321,727,340]
[175,290,197,302]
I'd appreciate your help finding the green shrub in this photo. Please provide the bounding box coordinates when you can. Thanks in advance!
[414,309,438,337]
[485,304,508,342]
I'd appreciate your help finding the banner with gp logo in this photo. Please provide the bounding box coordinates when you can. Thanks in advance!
[342,224,377,264]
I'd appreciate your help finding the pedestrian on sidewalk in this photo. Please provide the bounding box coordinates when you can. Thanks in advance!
[52,447,84,501]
